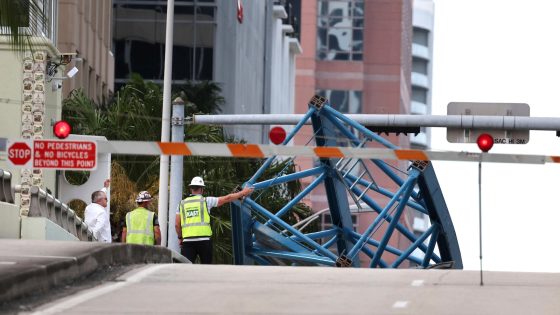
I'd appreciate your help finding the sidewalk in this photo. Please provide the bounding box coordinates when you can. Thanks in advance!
[0,239,187,304]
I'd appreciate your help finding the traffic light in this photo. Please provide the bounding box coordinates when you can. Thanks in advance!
[53,120,71,139]
[476,133,494,152]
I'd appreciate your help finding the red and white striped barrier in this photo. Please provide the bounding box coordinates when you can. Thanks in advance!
[93,141,560,165]
[2,139,559,165]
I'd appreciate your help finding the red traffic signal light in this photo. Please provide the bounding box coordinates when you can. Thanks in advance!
[477,133,494,152]
[269,126,286,145]
[53,120,71,139]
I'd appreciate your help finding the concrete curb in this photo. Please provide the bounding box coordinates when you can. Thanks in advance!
[0,240,186,304]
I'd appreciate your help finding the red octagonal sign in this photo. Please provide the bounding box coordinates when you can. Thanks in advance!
[8,142,32,166]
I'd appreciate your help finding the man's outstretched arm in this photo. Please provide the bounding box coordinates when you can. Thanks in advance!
[216,186,254,207]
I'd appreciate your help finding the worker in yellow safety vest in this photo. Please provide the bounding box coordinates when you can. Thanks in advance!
[122,191,161,245]
[175,176,253,264]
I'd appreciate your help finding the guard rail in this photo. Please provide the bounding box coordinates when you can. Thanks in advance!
[28,186,95,241]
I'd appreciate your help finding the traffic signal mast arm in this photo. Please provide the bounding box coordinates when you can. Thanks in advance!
[190,114,560,133]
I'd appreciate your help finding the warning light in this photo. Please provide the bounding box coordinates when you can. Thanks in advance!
[269,126,286,145]
[477,133,494,152]
[53,120,71,139]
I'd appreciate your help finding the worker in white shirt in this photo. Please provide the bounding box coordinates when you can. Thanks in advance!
[84,179,111,242]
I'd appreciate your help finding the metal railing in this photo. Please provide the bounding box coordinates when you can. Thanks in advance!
[28,186,95,241]
[0,169,15,204]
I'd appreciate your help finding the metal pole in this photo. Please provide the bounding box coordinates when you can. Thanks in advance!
[168,98,184,253]
[191,113,560,131]
[478,156,484,286]
[157,0,175,247]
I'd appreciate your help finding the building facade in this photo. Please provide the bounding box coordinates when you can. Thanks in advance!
[112,0,302,144]
[0,0,62,213]
[0,0,115,215]
[57,0,115,102]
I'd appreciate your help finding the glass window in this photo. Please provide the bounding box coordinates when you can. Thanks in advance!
[0,0,57,42]
[318,90,362,114]
[317,90,362,147]
[412,86,427,104]
[113,1,216,85]
[412,57,428,75]
[317,0,364,61]
[413,27,429,46]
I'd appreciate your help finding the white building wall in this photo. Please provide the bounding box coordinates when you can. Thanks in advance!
[409,0,435,234]
[410,0,434,148]
[268,5,302,144]
[214,0,267,144]
[413,0,435,30]
[215,1,302,144]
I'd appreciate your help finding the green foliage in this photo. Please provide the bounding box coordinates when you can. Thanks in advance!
[177,80,225,115]
[63,74,162,141]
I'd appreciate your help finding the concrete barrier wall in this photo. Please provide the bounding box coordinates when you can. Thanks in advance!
[20,217,79,241]
[0,202,20,239]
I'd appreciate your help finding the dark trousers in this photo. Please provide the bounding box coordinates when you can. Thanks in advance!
[181,239,213,264]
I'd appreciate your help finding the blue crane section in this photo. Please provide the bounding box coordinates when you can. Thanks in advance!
[231,95,462,268]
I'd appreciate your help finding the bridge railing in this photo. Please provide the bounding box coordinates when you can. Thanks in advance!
[0,169,15,204]
[28,186,95,241]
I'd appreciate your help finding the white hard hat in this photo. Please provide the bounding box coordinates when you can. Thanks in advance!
[136,191,153,203]
[189,176,205,187]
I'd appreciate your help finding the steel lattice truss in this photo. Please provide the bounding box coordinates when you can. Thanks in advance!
[231,95,462,268]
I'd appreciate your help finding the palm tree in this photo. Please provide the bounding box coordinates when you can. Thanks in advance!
[0,0,49,53]
[178,80,224,115]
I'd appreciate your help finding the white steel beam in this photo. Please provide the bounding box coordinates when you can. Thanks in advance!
[191,114,560,131]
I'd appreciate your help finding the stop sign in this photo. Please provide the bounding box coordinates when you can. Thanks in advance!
[8,142,32,165]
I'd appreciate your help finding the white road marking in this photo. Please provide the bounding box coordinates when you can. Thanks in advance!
[411,279,424,287]
[393,301,409,308]
[30,264,169,315]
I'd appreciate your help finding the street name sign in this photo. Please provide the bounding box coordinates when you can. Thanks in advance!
[447,102,530,144]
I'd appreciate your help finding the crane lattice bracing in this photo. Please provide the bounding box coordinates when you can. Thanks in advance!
[231,95,462,268]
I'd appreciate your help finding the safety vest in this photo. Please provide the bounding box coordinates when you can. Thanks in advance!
[126,207,155,245]
[179,195,212,238]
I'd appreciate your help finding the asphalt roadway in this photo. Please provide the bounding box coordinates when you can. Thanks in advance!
[0,239,184,306]
[1,239,560,314]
